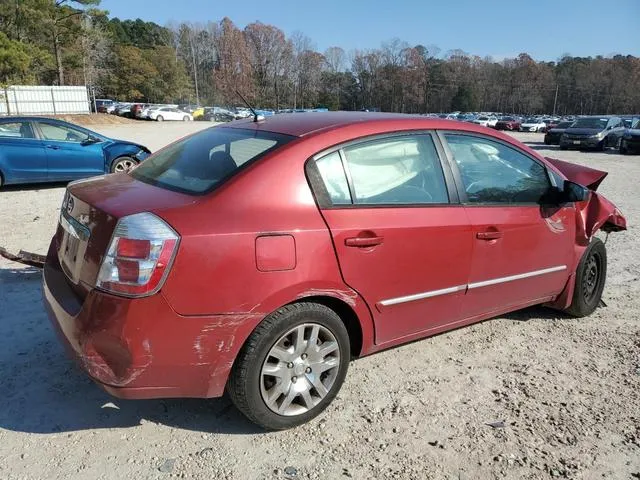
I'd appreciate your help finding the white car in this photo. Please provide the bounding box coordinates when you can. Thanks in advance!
[472,115,498,128]
[520,118,547,132]
[149,107,193,122]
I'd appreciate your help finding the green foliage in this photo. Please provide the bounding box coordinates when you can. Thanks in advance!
[0,32,33,84]
[451,85,476,111]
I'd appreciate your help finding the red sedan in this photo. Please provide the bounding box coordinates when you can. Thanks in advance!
[495,116,522,131]
[43,113,626,430]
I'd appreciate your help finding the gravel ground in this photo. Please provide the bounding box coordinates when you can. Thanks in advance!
[0,126,638,480]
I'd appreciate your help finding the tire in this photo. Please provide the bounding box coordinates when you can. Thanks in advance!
[565,238,607,317]
[156,115,164,122]
[560,144,568,150]
[620,140,628,155]
[597,140,606,151]
[110,156,138,173]
[228,302,351,430]
[183,116,190,122]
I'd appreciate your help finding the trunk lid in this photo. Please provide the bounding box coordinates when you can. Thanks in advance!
[56,174,196,299]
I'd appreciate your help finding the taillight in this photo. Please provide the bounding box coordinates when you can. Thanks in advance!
[96,213,179,297]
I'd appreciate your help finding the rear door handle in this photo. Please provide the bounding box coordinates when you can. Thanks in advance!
[46,145,61,150]
[476,231,503,240]
[345,236,384,247]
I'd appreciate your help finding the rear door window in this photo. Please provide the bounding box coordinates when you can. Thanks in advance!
[131,127,294,194]
[0,122,34,139]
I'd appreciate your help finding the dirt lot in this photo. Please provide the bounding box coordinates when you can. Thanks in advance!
[0,125,638,480]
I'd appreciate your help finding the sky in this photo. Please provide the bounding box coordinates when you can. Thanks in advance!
[99,0,640,61]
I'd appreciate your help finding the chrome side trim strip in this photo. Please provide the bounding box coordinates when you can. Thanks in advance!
[379,265,567,307]
[379,285,466,307]
[467,265,567,290]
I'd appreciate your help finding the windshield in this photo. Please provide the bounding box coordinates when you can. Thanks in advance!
[525,118,538,123]
[572,118,608,129]
[131,127,295,194]
[557,121,573,129]
[500,117,514,121]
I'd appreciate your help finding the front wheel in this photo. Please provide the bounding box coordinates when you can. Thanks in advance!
[156,115,164,122]
[183,116,190,121]
[228,302,350,430]
[111,156,138,173]
[565,238,607,317]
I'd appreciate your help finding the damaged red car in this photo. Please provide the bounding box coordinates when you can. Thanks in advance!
[43,113,626,430]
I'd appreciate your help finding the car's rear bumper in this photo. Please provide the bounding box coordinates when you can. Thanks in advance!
[42,237,262,399]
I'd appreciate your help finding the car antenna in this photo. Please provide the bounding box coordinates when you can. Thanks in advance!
[235,89,263,122]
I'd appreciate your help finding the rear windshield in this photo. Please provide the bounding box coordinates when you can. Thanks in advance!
[131,127,294,194]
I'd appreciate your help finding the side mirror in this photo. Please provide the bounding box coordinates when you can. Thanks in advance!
[562,180,589,202]
[81,135,100,146]
[542,180,589,205]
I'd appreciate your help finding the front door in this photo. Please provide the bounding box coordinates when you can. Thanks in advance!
[440,132,574,319]
[34,121,105,181]
[310,133,473,345]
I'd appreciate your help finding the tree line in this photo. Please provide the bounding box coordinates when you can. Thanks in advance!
[1,0,639,114]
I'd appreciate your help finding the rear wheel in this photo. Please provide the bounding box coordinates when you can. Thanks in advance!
[111,156,138,173]
[156,115,164,122]
[597,140,606,151]
[228,302,350,430]
[565,238,607,317]
[183,116,190,122]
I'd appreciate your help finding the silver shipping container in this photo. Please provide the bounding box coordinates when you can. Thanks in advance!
[0,85,90,115]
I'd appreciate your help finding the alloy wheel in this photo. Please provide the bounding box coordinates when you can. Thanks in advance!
[113,158,136,173]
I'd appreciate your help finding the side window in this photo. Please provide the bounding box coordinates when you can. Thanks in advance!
[342,135,449,205]
[0,122,34,139]
[444,134,549,204]
[37,122,89,142]
[315,151,351,205]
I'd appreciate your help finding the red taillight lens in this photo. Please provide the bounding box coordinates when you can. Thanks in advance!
[117,238,151,258]
[96,213,179,298]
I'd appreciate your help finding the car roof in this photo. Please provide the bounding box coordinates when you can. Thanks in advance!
[0,116,71,123]
[224,111,483,137]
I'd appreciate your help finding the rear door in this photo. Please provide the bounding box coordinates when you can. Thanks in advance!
[0,120,48,183]
[439,132,574,319]
[308,132,473,345]
[34,120,105,181]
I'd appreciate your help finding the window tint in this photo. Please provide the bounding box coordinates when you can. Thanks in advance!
[0,122,34,139]
[444,134,549,204]
[38,122,89,142]
[315,151,351,204]
[342,135,449,205]
[131,127,293,194]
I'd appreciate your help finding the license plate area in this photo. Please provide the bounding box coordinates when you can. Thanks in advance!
[573,140,581,145]
[58,211,91,283]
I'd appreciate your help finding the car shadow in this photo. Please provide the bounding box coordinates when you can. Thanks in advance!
[501,305,571,322]
[0,266,263,436]
[1,182,69,192]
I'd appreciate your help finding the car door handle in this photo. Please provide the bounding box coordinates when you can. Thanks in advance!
[476,231,503,240]
[345,236,384,247]
[45,145,60,150]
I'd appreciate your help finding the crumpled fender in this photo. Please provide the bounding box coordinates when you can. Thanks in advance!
[545,156,627,245]
[574,192,627,246]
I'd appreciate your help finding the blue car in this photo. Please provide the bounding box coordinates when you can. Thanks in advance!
[0,117,151,187]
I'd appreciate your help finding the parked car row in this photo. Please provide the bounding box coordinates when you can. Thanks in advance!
[427,111,639,154]
[544,116,639,153]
